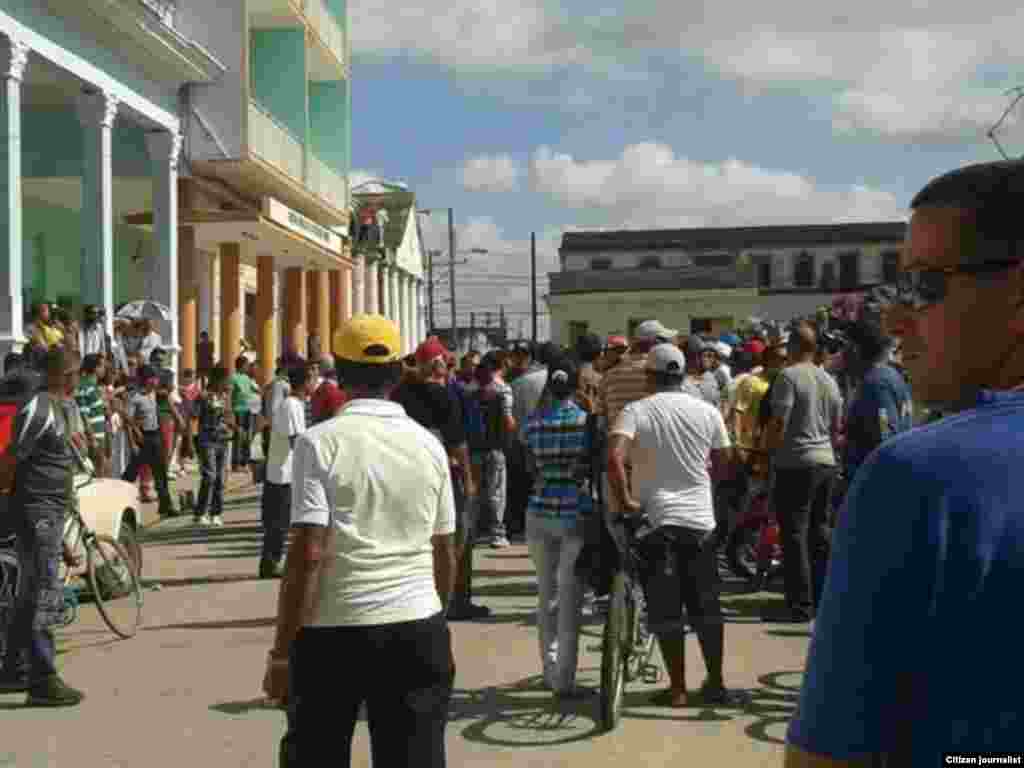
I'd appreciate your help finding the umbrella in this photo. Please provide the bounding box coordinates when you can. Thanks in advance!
[116,300,171,322]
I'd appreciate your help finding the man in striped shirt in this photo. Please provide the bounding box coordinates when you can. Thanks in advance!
[74,354,108,477]
[598,320,677,528]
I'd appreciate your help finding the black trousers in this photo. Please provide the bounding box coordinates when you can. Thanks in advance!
[772,465,837,618]
[260,481,291,563]
[281,613,454,768]
[639,526,722,636]
[122,431,173,511]
[504,440,531,535]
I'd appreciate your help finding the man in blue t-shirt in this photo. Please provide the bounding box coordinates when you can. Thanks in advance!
[786,160,1024,767]
[842,317,914,480]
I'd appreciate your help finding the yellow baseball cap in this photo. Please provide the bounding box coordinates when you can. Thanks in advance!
[333,314,402,364]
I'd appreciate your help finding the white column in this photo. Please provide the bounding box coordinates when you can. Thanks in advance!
[379,264,390,320]
[0,38,28,353]
[364,256,378,314]
[198,250,211,336]
[404,276,415,352]
[389,266,400,326]
[397,274,408,352]
[349,254,361,315]
[77,90,118,335]
[416,280,425,344]
[145,130,182,366]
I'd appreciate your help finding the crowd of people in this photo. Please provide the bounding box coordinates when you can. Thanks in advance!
[3,158,1022,767]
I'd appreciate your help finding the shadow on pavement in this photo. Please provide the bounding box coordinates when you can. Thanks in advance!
[150,573,265,588]
[482,553,531,560]
[450,673,604,747]
[177,549,263,560]
[211,697,283,716]
[145,617,276,631]
[142,525,265,547]
[742,670,804,746]
[472,581,539,599]
[764,628,812,638]
[473,569,536,579]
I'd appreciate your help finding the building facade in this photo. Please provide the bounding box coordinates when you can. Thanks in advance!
[2,0,355,382]
[1,0,222,356]
[547,223,906,346]
[351,179,426,353]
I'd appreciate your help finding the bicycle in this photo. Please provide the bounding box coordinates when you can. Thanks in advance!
[599,513,660,732]
[58,473,144,639]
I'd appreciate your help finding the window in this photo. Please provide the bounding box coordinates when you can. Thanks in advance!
[568,321,589,347]
[590,258,612,270]
[638,255,662,269]
[819,261,836,290]
[839,250,861,291]
[693,253,733,268]
[757,261,772,288]
[794,251,815,288]
[882,250,901,283]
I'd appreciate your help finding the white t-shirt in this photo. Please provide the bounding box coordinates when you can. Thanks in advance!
[611,391,731,532]
[266,396,306,485]
[291,399,457,627]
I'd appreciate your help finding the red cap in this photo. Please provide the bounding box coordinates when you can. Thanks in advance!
[415,336,448,364]
[607,335,628,349]
[744,340,766,357]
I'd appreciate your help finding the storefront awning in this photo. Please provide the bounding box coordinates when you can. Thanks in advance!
[123,197,351,270]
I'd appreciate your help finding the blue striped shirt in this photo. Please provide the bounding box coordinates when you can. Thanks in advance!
[525,399,590,520]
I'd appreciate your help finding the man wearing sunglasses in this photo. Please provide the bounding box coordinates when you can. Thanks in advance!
[786,160,1024,768]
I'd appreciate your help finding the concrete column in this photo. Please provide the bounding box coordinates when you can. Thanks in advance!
[398,275,409,352]
[219,242,241,373]
[0,38,28,353]
[329,268,348,356]
[415,280,424,346]
[257,254,275,384]
[364,257,378,315]
[77,90,118,334]
[389,266,400,329]
[283,267,306,358]
[206,249,220,360]
[350,253,363,315]
[405,276,415,352]
[379,264,390,320]
[178,226,198,372]
[316,269,330,357]
[145,129,182,362]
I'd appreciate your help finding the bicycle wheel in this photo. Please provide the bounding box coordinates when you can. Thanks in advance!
[625,584,656,682]
[86,534,143,639]
[600,570,629,732]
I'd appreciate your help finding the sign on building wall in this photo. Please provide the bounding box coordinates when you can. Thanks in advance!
[262,198,342,255]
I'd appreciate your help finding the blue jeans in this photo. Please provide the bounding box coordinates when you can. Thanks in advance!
[196,442,228,518]
[473,449,507,540]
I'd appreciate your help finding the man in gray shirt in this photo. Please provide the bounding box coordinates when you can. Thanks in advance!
[763,321,842,623]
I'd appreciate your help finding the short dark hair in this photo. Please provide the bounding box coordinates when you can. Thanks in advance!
[337,360,402,394]
[81,353,103,375]
[575,333,603,364]
[652,371,685,390]
[911,160,1024,264]
[235,355,248,370]
[208,365,228,388]
[288,365,310,390]
[3,352,22,374]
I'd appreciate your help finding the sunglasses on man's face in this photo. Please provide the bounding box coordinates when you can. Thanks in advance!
[895,259,1022,311]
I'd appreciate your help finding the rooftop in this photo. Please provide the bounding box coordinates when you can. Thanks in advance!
[560,222,907,253]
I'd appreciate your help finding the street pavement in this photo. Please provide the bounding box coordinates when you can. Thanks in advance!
[0,471,812,767]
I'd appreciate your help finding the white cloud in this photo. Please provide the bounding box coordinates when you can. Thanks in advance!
[529,142,908,229]
[459,154,520,192]
[417,215,562,339]
[351,0,590,73]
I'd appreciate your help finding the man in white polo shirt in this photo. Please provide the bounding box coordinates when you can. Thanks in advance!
[264,314,457,768]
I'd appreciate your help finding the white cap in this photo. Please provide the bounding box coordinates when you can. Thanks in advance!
[634,319,679,342]
[645,343,686,375]
[714,341,732,359]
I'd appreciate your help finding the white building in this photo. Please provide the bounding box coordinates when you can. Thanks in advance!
[547,223,906,345]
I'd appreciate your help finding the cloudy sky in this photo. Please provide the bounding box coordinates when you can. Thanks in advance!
[349,1,1023,339]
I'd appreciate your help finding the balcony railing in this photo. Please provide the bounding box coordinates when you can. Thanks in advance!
[248,101,303,182]
[548,264,757,294]
[304,0,345,68]
[307,154,348,213]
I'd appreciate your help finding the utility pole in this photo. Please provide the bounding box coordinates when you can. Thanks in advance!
[448,207,456,351]
[426,249,437,332]
[530,231,538,344]
[470,311,475,346]
[499,305,506,346]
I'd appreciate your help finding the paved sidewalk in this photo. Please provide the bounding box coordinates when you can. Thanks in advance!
[0,479,811,767]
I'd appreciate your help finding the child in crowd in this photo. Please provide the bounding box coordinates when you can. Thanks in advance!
[178,369,201,470]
